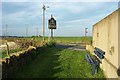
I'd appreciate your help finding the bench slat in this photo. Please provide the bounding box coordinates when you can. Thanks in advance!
[94,47,105,55]
[91,55,101,64]
[85,54,92,64]
[85,54,94,64]
[94,51,104,59]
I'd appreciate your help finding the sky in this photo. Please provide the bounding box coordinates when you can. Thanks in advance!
[1,0,119,37]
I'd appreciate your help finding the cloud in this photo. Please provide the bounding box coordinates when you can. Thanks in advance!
[64,11,113,25]
[2,2,118,36]
[2,2,42,26]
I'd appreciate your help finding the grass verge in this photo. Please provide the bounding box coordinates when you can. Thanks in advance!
[11,46,105,78]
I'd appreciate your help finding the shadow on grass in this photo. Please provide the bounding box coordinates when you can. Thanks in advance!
[11,47,63,78]
[10,46,105,78]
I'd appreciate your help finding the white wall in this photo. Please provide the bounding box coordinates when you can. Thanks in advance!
[93,8,119,78]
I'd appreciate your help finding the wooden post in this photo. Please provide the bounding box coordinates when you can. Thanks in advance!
[6,41,10,57]
[33,37,35,47]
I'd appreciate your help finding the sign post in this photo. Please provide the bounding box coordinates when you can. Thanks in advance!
[84,28,88,46]
[51,29,53,38]
[48,15,57,40]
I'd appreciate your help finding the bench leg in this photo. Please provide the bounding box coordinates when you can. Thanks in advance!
[96,64,100,73]
[92,64,96,75]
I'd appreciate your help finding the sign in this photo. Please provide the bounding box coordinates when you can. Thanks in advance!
[48,15,56,29]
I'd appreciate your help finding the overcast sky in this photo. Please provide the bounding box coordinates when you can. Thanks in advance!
[1,0,119,37]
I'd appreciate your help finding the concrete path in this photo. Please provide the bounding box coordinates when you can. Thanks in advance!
[55,43,86,51]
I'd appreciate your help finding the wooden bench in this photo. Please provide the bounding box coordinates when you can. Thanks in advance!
[85,47,105,75]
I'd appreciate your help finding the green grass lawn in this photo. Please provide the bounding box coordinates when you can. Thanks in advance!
[11,47,105,78]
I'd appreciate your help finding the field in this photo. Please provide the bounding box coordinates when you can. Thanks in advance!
[11,47,105,78]
[1,36,92,43]
[1,36,92,58]
[1,37,42,58]
[54,36,92,44]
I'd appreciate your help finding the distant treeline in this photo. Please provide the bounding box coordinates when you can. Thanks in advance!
[1,36,26,38]
[1,36,92,38]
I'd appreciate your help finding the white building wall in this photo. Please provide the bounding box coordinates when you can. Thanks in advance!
[93,9,119,78]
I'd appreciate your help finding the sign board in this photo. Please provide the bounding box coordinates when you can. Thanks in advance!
[48,15,56,29]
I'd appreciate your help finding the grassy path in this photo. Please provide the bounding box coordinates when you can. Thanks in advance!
[12,47,105,78]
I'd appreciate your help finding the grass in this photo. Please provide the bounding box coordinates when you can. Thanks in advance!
[11,47,105,78]
[21,36,92,44]
[2,36,92,45]
[54,36,92,44]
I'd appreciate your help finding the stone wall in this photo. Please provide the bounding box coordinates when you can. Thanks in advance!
[2,47,41,78]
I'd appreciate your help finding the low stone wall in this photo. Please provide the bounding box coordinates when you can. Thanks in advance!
[2,47,41,78]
